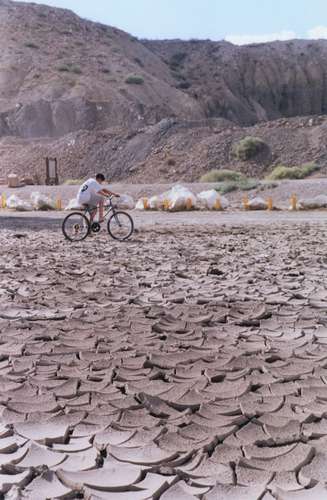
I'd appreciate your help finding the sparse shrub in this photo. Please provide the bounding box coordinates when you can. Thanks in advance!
[215,178,259,194]
[233,136,266,161]
[171,71,186,81]
[215,183,239,194]
[125,74,144,85]
[57,64,70,72]
[64,179,85,185]
[169,52,187,68]
[177,81,191,90]
[101,68,111,74]
[57,63,82,74]
[167,157,176,166]
[24,42,39,49]
[200,169,245,183]
[266,163,319,180]
[134,57,144,67]
[71,65,82,74]
[258,181,278,191]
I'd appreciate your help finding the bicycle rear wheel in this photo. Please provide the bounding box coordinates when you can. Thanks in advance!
[107,211,134,241]
[62,212,90,242]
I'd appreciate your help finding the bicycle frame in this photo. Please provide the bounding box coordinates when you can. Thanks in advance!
[83,196,116,220]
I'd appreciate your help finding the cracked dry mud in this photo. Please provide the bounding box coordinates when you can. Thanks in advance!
[1,224,327,499]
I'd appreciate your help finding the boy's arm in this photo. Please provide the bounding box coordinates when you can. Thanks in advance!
[98,188,120,197]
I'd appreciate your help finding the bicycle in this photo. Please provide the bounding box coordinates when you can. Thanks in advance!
[62,195,134,242]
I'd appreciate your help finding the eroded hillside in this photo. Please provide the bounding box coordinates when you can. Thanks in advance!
[1,0,327,181]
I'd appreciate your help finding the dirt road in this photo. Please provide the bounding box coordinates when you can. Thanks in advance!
[1,209,327,233]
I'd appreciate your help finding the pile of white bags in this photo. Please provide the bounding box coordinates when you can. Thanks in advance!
[31,192,55,210]
[247,197,267,210]
[65,198,82,211]
[116,194,135,210]
[136,185,231,211]
[6,195,33,211]
[135,198,148,210]
[65,194,135,211]
[164,185,197,211]
[197,190,229,210]
[136,185,203,211]
[298,195,327,210]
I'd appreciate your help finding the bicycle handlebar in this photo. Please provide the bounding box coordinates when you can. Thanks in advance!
[104,194,119,200]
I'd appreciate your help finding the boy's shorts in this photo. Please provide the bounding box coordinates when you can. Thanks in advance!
[79,193,104,208]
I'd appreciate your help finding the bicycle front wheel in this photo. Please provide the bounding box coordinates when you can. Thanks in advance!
[107,211,134,241]
[62,212,90,242]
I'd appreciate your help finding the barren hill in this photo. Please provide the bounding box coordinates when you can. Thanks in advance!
[0,0,203,138]
[145,39,327,125]
[1,0,327,182]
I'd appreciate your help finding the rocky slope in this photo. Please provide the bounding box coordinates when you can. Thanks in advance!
[1,0,327,182]
[145,39,327,125]
[0,0,203,139]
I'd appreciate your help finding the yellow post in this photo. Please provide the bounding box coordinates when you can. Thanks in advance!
[214,198,222,210]
[267,197,273,210]
[56,197,62,211]
[1,193,6,209]
[163,199,170,211]
[242,194,249,210]
[186,198,193,210]
[290,193,297,211]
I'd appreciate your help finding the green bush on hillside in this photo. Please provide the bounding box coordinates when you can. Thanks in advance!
[57,65,70,72]
[233,136,266,161]
[215,178,259,194]
[125,74,144,85]
[177,81,191,90]
[266,163,319,180]
[24,42,39,49]
[169,52,187,68]
[200,169,245,183]
[57,62,82,74]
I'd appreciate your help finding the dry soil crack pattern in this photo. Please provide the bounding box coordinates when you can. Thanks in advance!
[1,224,327,499]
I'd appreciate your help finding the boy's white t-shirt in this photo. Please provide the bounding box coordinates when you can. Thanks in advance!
[77,178,102,204]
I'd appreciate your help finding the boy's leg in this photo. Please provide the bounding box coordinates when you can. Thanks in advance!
[89,207,97,223]
[98,200,104,223]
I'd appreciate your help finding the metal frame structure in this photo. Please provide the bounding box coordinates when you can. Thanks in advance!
[45,157,59,185]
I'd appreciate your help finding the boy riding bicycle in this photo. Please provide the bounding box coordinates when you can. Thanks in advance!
[77,173,120,226]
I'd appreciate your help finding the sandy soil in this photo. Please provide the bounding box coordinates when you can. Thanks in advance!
[1,221,327,497]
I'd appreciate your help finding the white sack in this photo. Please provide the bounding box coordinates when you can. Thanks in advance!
[65,198,83,211]
[299,195,327,210]
[165,185,197,211]
[7,195,33,211]
[248,197,267,210]
[197,189,229,210]
[116,194,135,210]
[31,192,55,210]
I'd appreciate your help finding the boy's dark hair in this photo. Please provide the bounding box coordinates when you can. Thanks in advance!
[96,173,105,182]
